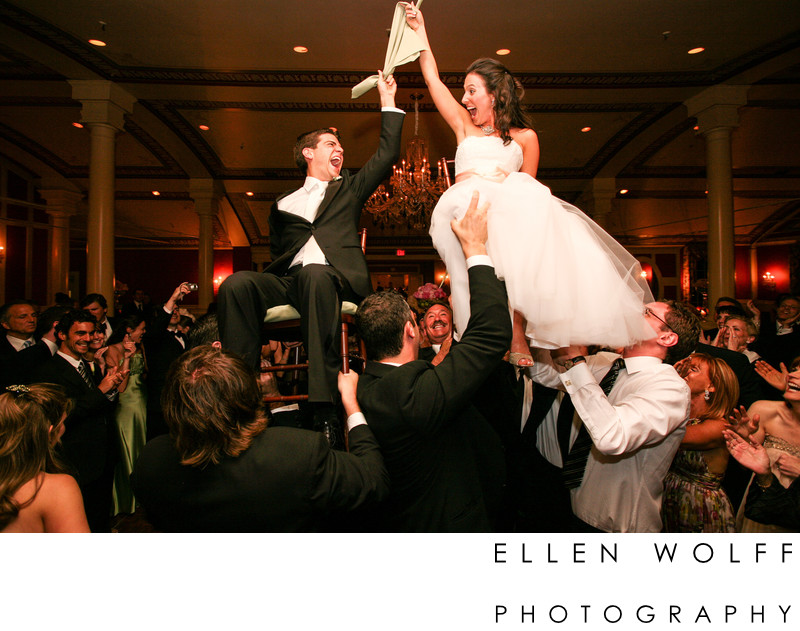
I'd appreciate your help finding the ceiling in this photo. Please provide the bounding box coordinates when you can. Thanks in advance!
[2,0,800,252]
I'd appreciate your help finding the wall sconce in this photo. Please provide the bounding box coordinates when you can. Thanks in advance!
[0,245,4,264]
[762,271,776,290]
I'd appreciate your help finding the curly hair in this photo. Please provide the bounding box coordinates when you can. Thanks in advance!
[465,58,532,145]
[663,300,702,365]
[0,384,72,530]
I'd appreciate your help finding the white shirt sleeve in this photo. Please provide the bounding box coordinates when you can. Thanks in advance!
[560,360,689,456]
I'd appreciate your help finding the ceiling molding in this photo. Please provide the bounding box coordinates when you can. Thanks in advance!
[3,1,799,89]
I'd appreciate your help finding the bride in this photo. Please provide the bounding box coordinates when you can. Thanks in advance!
[405,3,653,361]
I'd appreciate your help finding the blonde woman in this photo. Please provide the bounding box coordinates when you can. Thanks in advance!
[662,353,740,532]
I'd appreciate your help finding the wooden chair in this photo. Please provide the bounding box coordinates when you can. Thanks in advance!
[260,229,368,405]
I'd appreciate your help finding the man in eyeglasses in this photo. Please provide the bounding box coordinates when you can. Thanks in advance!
[528,300,701,533]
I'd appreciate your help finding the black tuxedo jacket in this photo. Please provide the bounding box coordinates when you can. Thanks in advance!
[357,265,511,532]
[0,334,17,356]
[266,110,404,300]
[31,354,115,484]
[131,424,388,532]
[17,340,55,384]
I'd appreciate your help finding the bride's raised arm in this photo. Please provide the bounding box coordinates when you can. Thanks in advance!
[405,2,470,138]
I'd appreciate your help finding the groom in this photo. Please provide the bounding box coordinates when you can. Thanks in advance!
[219,71,404,444]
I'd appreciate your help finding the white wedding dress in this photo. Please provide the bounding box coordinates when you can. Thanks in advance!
[430,135,654,349]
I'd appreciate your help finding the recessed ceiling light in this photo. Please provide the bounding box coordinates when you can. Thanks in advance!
[88,39,107,47]
[496,48,511,56]
[245,191,254,197]
[688,47,705,55]
[619,189,629,195]
[72,122,84,129]
[293,46,308,54]
[152,191,161,196]
[198,124,210,131]
[693,125,699,131]
[581,126,591,133]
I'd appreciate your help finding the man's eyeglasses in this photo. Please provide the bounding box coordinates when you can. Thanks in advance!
[644,306,674,333]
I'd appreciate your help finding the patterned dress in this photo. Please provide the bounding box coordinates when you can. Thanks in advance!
[737,434,800,533]
[662,419,736,532]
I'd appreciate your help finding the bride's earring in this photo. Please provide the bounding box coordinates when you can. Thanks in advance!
[703,388,711,401]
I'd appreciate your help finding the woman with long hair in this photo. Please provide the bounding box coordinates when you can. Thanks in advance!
[733,355,800,532]
[404,3,652,363]
[0,384,89,532]
[662,353,740,532]
[105,314,147,515]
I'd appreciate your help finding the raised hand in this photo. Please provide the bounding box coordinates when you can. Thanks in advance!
[754,360,788,392]
[122,334,137,359]
[376,69,397,107]
[404,1,423,30]
[728,405,760,437]
[723,429,770,475]
[451,191,489,258]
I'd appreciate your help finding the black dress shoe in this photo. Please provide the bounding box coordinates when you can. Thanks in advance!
[312,406,344,450]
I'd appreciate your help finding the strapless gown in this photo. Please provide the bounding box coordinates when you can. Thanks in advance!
[661,419,736,533]
[737,433,800,533]
[430,135,654,349]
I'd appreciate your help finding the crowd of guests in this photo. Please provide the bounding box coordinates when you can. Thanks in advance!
[2,256,800,532]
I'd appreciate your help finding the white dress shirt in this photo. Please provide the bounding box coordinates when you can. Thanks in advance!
[6,334,34,352]
[280,176,331,268]
[528,351,690,532]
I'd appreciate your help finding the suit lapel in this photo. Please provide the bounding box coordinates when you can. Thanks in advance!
[314,178,343,220]
[53,354,93,392]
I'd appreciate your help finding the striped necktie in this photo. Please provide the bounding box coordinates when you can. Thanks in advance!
[21,339,34,349]
[559,357,625,489]
[77,360,95,389]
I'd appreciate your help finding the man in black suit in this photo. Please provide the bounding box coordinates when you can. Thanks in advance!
[143,283,194,441]
[80,293,115,340]
[31,309,127,531]
[355,192,511,531]
[131,345,388,532]
[218,71,404,442]
[14,305,70,385]
[0,299,38,355]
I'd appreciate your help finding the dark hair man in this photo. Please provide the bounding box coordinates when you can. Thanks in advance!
[131,346,388,532]
[355,192,511,531]
[218,71,404,447]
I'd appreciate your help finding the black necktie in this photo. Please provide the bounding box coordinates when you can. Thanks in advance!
[559,357,624,489]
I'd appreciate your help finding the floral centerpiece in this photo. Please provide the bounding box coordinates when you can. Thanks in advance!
[413,282,448,313]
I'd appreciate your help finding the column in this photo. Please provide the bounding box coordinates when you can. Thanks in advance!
[70,80,136,305]
[39,185,82,300]
[586,178,617,230]
[685,86,749,306]
[190,179,223,310]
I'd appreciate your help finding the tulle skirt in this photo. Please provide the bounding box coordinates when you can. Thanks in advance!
[430,172,654,349]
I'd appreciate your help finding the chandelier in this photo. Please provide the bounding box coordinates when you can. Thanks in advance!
[365,93,450,230]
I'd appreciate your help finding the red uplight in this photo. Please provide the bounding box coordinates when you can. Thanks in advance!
[396,249,406,257]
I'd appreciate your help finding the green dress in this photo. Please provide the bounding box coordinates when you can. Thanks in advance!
[112,353,148,515]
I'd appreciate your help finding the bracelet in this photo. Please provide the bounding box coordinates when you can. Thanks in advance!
[755,473,773,489]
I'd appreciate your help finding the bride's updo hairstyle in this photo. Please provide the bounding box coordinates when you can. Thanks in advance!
[466,58,532,146]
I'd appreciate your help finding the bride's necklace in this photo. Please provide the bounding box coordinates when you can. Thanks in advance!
[480,125,496,135]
